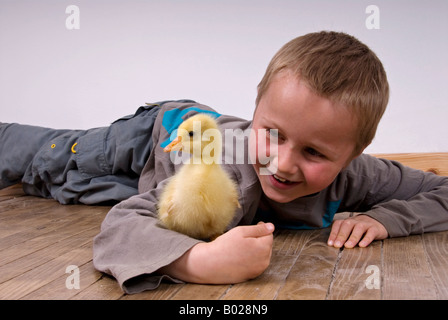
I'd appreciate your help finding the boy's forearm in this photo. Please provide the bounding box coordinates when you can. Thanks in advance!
[157,242,212,284]
[157,242,238,284]
[157,223,275,285]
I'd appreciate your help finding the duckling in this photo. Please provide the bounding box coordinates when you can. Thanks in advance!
[158,113,241,240]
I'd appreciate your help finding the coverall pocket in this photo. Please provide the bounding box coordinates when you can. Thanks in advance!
[75,127,113,180]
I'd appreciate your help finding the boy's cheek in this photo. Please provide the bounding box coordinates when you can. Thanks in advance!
[248,134,258,167]
[249,131,279,169]
[305,165,340,191]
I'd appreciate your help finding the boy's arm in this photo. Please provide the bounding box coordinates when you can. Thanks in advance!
[158,222,274,284]
[328,154,448,248]
[92,101,270,293]
[93,180,273,293]
[92,184,202,293]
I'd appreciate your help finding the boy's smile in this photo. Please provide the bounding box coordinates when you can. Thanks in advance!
[250,71,359,203]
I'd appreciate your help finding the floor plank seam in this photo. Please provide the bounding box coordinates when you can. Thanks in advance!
[325,247,344,300]
[218,284,234,300]
[272,241,309,300]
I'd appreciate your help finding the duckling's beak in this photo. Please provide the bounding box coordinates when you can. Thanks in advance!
[164,136,182,152]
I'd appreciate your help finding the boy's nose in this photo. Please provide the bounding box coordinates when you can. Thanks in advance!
[275,147,300,177]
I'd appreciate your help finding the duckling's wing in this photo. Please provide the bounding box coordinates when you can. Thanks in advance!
[159,200,174,221]
[158,185,176,222]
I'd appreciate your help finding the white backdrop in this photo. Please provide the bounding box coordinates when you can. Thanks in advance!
[1,0,447,153]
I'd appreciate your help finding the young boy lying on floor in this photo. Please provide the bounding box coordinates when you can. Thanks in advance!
[1,31,447,294]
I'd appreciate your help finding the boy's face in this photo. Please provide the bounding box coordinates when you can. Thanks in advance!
[250,71,359,203]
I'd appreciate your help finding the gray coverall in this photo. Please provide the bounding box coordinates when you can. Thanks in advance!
[0,102,173,204]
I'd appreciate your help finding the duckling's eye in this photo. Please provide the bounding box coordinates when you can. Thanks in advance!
[188,131,194,137]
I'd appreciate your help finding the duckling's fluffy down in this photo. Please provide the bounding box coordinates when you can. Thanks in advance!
[158,163,240,240]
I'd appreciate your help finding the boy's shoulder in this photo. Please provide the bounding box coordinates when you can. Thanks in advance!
[333,154,398,201]
[345,153,385,174]
[153,99,249,123]
[151,99,251,149]
[336,152,447,206]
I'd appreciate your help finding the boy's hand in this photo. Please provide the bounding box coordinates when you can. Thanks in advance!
[327,214,388,248]
[159,222,275,284]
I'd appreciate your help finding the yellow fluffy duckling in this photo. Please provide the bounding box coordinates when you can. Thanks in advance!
[158,113,241,240]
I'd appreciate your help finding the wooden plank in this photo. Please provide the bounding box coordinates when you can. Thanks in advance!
[0,184,25,202]
[21,261,103,300]
[372,152,448,176]
[122,228,325,300]
[0,242,95,299]
[272,228,318,256]
[421,231,448,299]
[0,225,101,284]
[275,228,340,300]
[0,196,60,222]
[0,197,71,242]
[0,194,56,215]
[120,283,184,300]
[219,228,314,300]
[219,254,296,300]
[0,208,106,267]
[327,240,382,300]
[69,273,124,300]
[171,284,230,300]
[0,201,58,233]
[382,235,438,299]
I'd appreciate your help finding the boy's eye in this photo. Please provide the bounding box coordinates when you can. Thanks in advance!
[305,147,323,158]
[266,129,277,136]
[266,129,285,143]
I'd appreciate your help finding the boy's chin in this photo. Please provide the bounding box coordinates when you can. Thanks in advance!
[261,183,301,203]
[265,194,294,203]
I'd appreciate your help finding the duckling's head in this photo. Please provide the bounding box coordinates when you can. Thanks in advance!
[164,114,222,163]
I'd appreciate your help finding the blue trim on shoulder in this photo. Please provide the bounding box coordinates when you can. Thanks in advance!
[322,199,342,228]
[160,107,221,148]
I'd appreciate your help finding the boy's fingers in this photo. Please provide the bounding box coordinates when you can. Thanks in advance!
[332,219,356,248]
[344,224,367,248]
[358,228,377,248]
[328,220,342,246]
[328,215,387,248]
[243,222,275,238]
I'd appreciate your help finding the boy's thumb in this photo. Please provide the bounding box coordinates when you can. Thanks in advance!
[245,222,275,238]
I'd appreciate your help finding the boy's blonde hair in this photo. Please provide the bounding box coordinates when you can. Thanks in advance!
[256,31,389,156]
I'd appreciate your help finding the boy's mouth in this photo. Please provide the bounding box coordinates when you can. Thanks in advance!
[271,174,299,186]
[273,174,290,183]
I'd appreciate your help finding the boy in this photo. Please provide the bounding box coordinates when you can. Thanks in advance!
[1,32,448,294]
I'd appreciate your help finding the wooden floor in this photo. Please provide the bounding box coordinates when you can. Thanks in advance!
[1,153,448,300]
